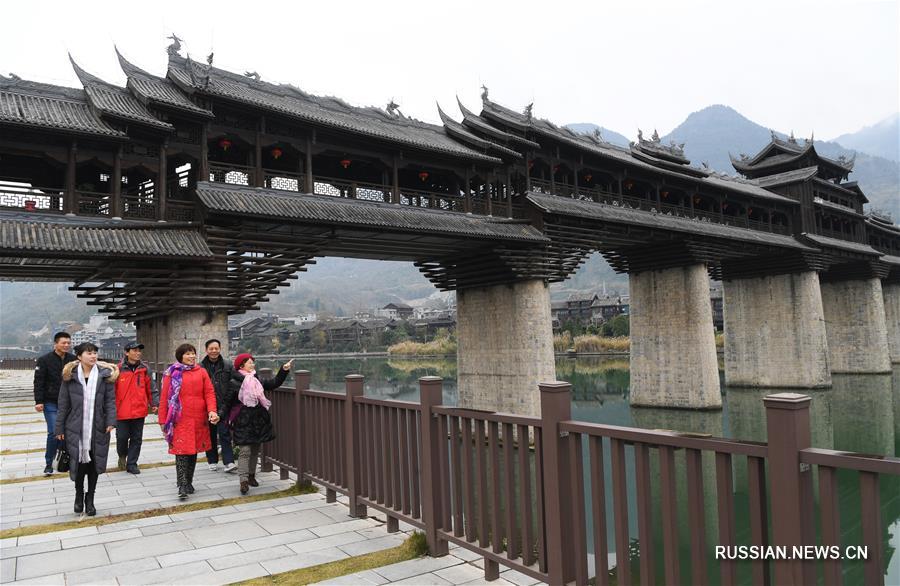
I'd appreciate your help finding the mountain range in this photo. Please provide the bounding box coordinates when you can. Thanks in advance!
[1,106,896,344]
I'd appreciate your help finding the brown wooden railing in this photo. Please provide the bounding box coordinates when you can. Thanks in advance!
[209,162,254,186]
[264,373,900,586]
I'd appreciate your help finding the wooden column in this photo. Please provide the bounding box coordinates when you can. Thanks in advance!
[572,160,579,198]
[344,375,367,517]
[65,141,77,214]
[505,167,513,217]
[655,184,662,207]
[392,155,400,204]
[157,143,167,221]
[254,127,263,187]
[524,154,532,191]
[111,145,123,219]
[464,168,472,213]
[485,176,493,216]
[304,138,314,193]
[549,158,556,193]
[199,123,209,181]
[689,190,695,214]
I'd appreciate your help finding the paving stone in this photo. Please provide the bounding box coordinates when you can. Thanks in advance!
[117,560,214,585]
[10,571,65,585]
[0,558,14,583]
[315,569,390,585]
[17,527,97,546]
[0,537,17,548]
[435,562,486,584]
[372,555,461,582]
[182,519,269,548]
[170,561,268,586]
[210,507,279,524]
[460,577,517,586]
[139,516,215,536]
[255,509,334,534]
[64,558,161,586]
[167,506,237,522]
[232,496,299,511]
[208,544,294,570]
[285,531,371,554]
[498,568,543,586]
[448,546,483,562]
[274,499,335,514]
[105,531,193,563]
[0,539,59,560]
[156,542,244,567]
[260,546,349,574]
[236,528,316,552]
[391,572,453,585]
[338,534,406,556]
[15,543,109,580]
[61,528,143,549]
[311,517,379,537]
[97,515,172,533]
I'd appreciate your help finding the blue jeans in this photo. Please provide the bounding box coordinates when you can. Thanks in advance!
[43,402,59,467]
[206,421,234,465]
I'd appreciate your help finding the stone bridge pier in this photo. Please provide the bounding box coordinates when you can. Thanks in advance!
[820,277,892,373]
[723,271,831,388]
[883,282,900,364]
[628,263,721,409]
[135,310,230,371]
[455,279,556,417]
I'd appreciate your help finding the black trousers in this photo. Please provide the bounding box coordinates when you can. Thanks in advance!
[175,454,197,488]
[75,452,98,494]
[116,418,145,466]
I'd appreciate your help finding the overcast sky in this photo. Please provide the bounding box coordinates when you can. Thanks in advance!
[2,0,897,140]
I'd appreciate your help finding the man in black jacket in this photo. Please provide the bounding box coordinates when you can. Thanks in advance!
[201,339,236,473]
[34,332,76,475]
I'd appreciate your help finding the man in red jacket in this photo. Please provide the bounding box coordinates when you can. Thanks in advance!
[115,342,159,474]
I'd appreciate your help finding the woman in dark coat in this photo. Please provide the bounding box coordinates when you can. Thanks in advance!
[158,343,218,500]
[220,353,291,494]
[55,342,118,516]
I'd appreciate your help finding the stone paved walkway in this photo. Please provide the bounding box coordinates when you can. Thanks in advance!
[0,371,541,585]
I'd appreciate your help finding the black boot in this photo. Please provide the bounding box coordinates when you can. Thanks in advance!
[84,492,96,516]
[248,474,259,487]
[74,489,84,514]
[178,485,188,500]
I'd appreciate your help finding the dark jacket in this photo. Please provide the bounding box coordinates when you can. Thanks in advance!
[34,350,76,404]
[115,360,159,419]
[220,367,287,446]
[55,361,118,480]
[200,356,233,413]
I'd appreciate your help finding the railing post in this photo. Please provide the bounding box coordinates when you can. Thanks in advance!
[294,370,312,489]
[540,381,576,586]
[765,392,814,586]
[419,376,448,556]
[258,368,274,472]
[344,374,367,517]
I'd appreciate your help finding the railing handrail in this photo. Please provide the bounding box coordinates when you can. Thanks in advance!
[800,446,900,474]
[559,419,769,457]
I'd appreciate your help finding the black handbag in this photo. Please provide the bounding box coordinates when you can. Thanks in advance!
[56,444,70,473]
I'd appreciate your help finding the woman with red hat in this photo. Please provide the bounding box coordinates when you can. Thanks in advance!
[220,353,293,494]
[158,343,218,500]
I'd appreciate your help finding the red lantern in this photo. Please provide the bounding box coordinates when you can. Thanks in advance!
[624,180,634,190]
[553,165,560,173]
[340,158,351,169]
[418,171,430,182]
[218,138,232,151]
[528,160,535,169]
[271,147,283,160]
[584,174,592,183]
[661,190,669,198]
[693,196,701,204]
[24,200,36,211]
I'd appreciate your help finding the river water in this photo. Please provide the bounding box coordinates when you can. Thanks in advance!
[258,355,900,585]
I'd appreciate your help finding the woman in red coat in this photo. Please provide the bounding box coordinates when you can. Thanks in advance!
[158,343,218,500]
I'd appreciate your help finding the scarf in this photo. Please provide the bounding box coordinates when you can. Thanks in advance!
[163,362,195,445]
[76,364,99,464]
[238,369,271,410]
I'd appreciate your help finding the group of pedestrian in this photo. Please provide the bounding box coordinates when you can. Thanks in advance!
[34,333,291,516]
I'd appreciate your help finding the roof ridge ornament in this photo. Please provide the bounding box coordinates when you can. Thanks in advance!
[244,71,260,81]
[207,52,214,66]
[386,99,400,118]
[166,34,183,57]
[788,130,796,144]
[523,102,533,121]
[480,84,488,101]
[651,129,660,142]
